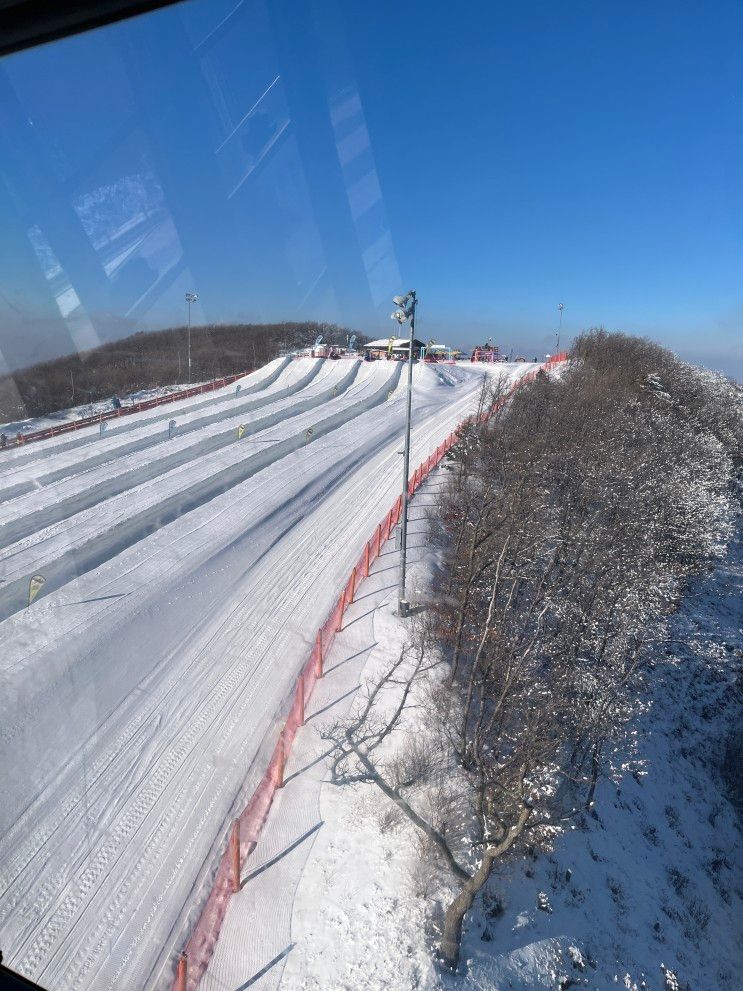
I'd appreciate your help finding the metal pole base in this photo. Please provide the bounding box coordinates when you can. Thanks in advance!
[397,599,411,618]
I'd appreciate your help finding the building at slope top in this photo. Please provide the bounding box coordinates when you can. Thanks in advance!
[363,337,429,359]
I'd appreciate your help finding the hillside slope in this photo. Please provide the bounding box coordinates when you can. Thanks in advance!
[0,320,363,423]
[284,490,742,991]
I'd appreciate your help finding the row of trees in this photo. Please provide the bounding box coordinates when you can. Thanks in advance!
[326,331,742,969]
[0,321,363,422]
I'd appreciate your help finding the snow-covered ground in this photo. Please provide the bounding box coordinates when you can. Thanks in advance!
[0,357,288,454]
[208,480,446,991]
[277,472,742,991]
[0,356,536,990]
[0,380,216,438]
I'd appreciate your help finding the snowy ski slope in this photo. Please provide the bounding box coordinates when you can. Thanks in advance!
[0,357,537,991]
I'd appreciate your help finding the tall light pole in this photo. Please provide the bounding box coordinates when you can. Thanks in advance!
[556,302,564,354]
[391,290,417,617]
[185,291,198,383]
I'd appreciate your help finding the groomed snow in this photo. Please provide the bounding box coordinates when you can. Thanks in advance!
[0,356,287,440]
[0,357,537,991]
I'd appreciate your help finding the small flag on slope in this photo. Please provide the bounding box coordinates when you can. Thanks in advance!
[28,574,46,607]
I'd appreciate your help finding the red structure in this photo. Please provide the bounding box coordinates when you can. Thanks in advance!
[470,345,502,363]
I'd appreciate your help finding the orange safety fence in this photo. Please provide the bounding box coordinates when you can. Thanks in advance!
[169,354,569,991]
[5,371,250,448]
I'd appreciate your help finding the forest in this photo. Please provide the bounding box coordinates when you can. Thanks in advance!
[325,330,743,970]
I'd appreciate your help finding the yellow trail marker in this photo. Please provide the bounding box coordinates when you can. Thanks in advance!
[28,574,46,607]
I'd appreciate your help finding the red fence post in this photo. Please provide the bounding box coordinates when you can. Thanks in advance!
[348,567,357,604]
[363,541,370,578]
[296,673,305,726]
[337,589,347,632]
[176,953,187,991]
[230,819,241,893]
[276,732,286,788]
[315,630,323,678]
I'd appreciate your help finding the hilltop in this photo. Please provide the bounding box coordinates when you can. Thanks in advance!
[0,320,365,422]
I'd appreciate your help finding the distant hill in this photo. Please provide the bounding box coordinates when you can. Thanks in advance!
[0,321,366,421]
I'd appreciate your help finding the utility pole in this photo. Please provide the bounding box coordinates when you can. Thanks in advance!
[185,291,198,383]
[391,290,418,617]
[556,302,564,353]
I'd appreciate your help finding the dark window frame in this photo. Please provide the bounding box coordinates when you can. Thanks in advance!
[0,0,182,57]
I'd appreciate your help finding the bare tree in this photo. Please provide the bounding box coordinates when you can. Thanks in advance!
[324,331,743,970]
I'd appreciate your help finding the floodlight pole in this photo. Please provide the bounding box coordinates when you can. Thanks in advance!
[187,297,192,384]
[185,292,198,384]
[398,290,417,617]
[556,302,564,354]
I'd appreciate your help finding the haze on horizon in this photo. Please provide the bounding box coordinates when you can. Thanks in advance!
[0,0,741,380]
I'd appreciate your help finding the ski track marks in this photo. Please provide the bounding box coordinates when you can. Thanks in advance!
[0,359,536,991]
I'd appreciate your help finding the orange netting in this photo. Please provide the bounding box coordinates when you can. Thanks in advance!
[169,354,568,990]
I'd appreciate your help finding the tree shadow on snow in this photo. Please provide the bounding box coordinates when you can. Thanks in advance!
[240,822,323,887]
[233,943,295,990]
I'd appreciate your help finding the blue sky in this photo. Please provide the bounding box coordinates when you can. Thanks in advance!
[0,0,741,376]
